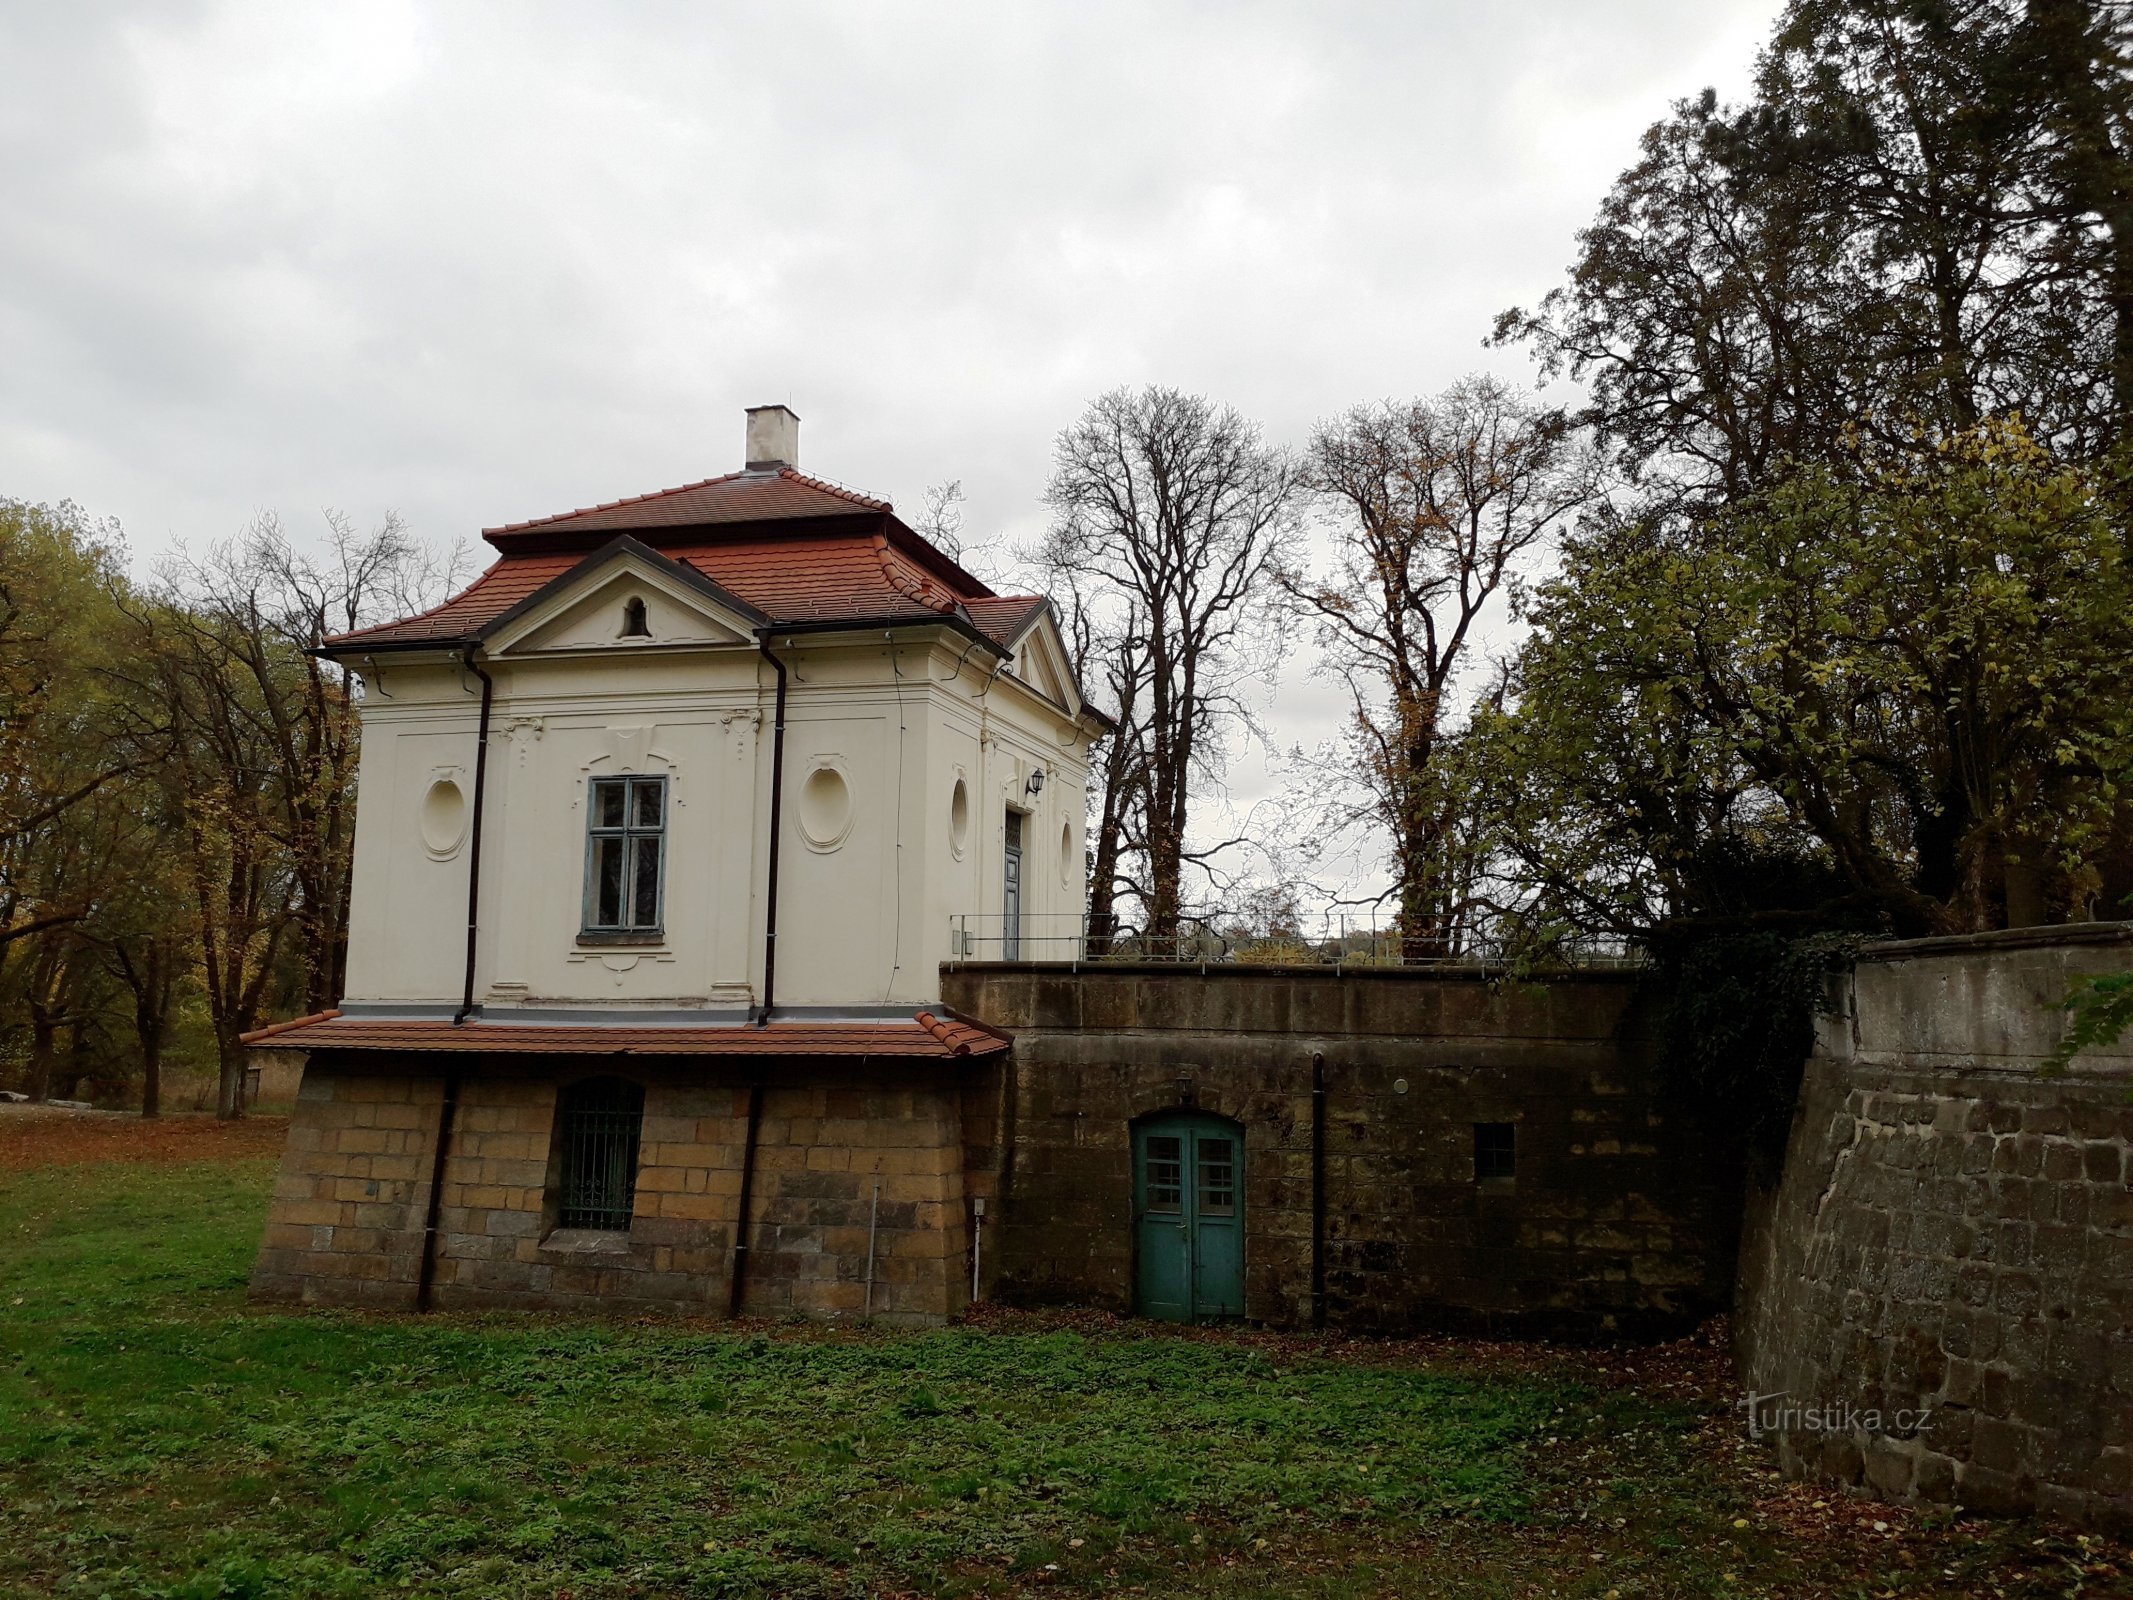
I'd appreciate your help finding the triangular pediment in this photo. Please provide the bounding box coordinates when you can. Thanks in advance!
[483,539,766,656]
[1007,607,1081,716]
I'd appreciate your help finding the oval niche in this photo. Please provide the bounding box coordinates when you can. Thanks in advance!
[949,776,970,855]
[798,764,853,849]
[420,777,468,856]
[1060,819,1075,885]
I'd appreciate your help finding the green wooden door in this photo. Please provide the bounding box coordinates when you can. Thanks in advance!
[1134,1115,1245,1321]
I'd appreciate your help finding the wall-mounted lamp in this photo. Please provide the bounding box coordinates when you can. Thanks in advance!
[1025,768,1046,797]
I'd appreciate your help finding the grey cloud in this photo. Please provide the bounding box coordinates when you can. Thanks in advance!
[0,0,1785,893]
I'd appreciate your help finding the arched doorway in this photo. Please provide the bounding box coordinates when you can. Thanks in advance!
[1133,1112,1244,1320]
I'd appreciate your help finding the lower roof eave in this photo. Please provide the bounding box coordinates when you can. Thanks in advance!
[239,1012,1010,1061]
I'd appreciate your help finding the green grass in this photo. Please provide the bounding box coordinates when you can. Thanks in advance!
[0,1157,2116,1599]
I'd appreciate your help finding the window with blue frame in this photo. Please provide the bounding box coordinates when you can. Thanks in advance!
[583,775,667,935]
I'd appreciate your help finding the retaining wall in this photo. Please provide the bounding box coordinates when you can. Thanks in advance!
[1736,924,2133,1532]
[943,963,1741,1338]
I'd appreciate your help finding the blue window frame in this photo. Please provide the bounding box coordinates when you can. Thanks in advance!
[583,775,666,934]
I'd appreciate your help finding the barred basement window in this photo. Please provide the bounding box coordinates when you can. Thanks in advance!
[555,1077,645,1231]
[1474,1122,1516,1182]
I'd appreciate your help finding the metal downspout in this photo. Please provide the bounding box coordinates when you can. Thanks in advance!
[454,648,495,1026]
[421,647,491,1310]
[754,635,789,1026]
[1311,1050,1327,1330]
[728,1071,766,1317]
[730,636,788,1317]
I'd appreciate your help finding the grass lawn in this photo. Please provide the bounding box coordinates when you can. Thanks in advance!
[0,1118,2123,1599]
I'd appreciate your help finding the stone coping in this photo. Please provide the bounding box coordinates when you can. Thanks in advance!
[1860,921,2133,961]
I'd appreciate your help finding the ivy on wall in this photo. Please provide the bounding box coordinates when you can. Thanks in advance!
[2047,973,2133,1075]
[1649,929,1867,1168]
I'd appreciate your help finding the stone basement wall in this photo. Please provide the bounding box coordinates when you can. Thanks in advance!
[251,1053,993,1325]
[1735,923,2133,1533]
[941,964,1741,1339]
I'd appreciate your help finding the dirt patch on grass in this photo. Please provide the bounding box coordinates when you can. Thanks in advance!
[0,1104,286,1168]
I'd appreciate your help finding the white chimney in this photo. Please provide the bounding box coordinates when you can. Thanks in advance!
[744,404,800,471]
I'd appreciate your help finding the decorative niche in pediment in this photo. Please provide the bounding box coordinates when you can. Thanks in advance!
[489,556,758,657]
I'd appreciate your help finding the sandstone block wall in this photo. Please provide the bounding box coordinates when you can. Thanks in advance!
[1736,924,2133,1533]
[251,1055,983,1325]
[252,1068,437,1307]
[942,964,1740,1338]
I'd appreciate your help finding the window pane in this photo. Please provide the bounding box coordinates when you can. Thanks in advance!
[632,779,664,829]
[1145,1134,1183,1212]
[1197,1136,1236,1216]
[592,836,624,926]
[592,779,626,830]
[631,837,661,928]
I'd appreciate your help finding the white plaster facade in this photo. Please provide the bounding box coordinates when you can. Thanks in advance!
[332,450,1099,1022]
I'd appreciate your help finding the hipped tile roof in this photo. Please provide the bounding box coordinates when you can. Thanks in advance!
[238,1012,1011,1060]
[484,468,889,539]
[322,467,1050,655]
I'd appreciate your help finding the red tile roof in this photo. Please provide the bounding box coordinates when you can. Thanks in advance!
[962,596,1048,645]
[320,465,1062,657]
[483,468,889,540]
[237,1013,1011,1059]
[325,536,1048,653]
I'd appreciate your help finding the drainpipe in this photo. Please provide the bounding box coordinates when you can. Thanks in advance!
[754,635,789,1026]
[454,648,494,1027]
[1310,1050,1327,1330]
[420,648,490,1312]
[415,1072,460,1313]
[727,1069,766,1317]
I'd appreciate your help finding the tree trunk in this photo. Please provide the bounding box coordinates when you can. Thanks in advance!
[215,1023,247,1120]
[1086,806,1126,957]
[27,1010,57,1104]
[1146,809,1184,948]
[138,1012,164,1118]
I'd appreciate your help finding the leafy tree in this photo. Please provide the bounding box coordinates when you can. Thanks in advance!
[1484,421,2133,939]
[1497,0,2133,498]
[2047,970,2133,1070]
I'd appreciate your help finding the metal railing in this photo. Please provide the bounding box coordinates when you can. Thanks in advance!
[945,912,1642,969]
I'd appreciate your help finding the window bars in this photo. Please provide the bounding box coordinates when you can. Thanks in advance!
[556,1077,645,1231]
[584,775,666,933]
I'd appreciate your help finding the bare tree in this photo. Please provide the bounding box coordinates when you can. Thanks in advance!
[1284,377,1597,959]
[1043,387,1299,942]
[111,511,463,1117]
[1030,546,1148,953]
[153,512,466,1014]
[913,480,968,560]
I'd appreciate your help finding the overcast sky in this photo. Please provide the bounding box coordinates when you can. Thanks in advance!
[1,0,1785,919]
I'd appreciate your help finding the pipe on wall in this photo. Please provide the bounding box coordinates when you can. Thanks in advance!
[1311,1049,1327,1330]
[454,649,495,1027]
[423,649,491,1310]
[414,1072,461,1313]
[753,635,789,1026]
[727,1069,767,1317]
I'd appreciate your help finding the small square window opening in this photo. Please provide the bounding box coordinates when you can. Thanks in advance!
[1474,1122,1516,1182]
